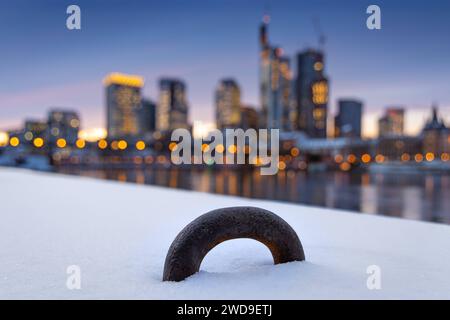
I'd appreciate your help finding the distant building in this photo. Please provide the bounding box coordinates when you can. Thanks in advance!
[47,109,80,146]
[335,100,363,138]
[422,106,450,156]
[104,72,144,140]
[378,108,405,137]
[295,49,329,138]
[157,78,189,132]
[215,79,241,130]
[139,99,156,135]
[23,120,48,143]
[259,16,293,130]
[239,105,259,130]
[376,136,422,161]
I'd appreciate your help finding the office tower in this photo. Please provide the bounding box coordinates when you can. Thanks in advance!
[215,79,241,130]
[104,72,144,140]
[47,109,80,146]
[334,100,363,138]
[157,79,189,132]
[378,108,405,137]
[296,49,329,138]
[259,14,271,127]
[259,15,293,130]
[139,99,156,134]
[240,105,259,130]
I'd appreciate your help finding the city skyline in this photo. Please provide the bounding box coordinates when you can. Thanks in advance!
[1,0,450,137]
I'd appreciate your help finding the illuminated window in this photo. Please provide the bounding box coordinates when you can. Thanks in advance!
[0,132,9,147]
[118,140,127,150]
[314,62,323,71]
[361,154,371,163]
[313,108,325,120]
[24,131,33,141]
[56,138,67,148]
[340,162,351,171]
[10,137,20,147]
[70,118,80,128]
[375,154,385,163]
[201,143,210,152]
[215,144,225,153]
[169,142,178,151]
[415,154,423,163]
[312,81,328,104]
[98,139,108,149]
[33,138,44,148]
[334,154,343,163]
[228,145,237,154]
[76,139,85,149]
[135,141,146,151]
[441,153,449,162]
[347,154,356,163]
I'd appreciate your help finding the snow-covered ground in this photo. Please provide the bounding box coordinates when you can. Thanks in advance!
[1,167,449,299]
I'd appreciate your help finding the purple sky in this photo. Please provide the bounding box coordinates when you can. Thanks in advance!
[1,0,449,137]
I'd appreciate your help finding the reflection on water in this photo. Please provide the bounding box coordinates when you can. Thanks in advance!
[57,168,450,224]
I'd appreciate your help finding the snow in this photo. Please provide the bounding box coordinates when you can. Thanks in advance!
[1,167,450,299]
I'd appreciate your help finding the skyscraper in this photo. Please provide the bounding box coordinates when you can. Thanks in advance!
[47,109,80,146]
[157,79,189,132]
[139,99,156,135]
[378,108,405,137]
[259,14,271,127]
[215,79,241,130]
[104,72,144,140]
[296,49,329,138]
[259,16,293,130]
[334,100,363,138]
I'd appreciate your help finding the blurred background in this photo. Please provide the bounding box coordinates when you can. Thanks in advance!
[0,0,449,223]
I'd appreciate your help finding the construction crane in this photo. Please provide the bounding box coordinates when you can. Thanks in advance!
[312,17,326,51]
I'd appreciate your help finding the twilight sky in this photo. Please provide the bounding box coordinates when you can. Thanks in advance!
[1,0,450,137]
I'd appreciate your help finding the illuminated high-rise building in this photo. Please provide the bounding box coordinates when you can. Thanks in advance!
[334,100,363,138]
[259,16,293,130]
[47,109,80,146]
[378,108,405,137]
[215,79,241,130]
[260,15,271,128]
[157,79,189,132]
[295,49,329,138]
[104,72,144,140]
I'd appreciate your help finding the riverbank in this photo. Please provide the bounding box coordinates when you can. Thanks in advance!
[1,167,450,299]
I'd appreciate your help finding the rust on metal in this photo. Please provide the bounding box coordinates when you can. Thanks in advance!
[163,206,305,282]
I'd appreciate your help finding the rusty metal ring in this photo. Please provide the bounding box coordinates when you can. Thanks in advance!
[163,206,305,281]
